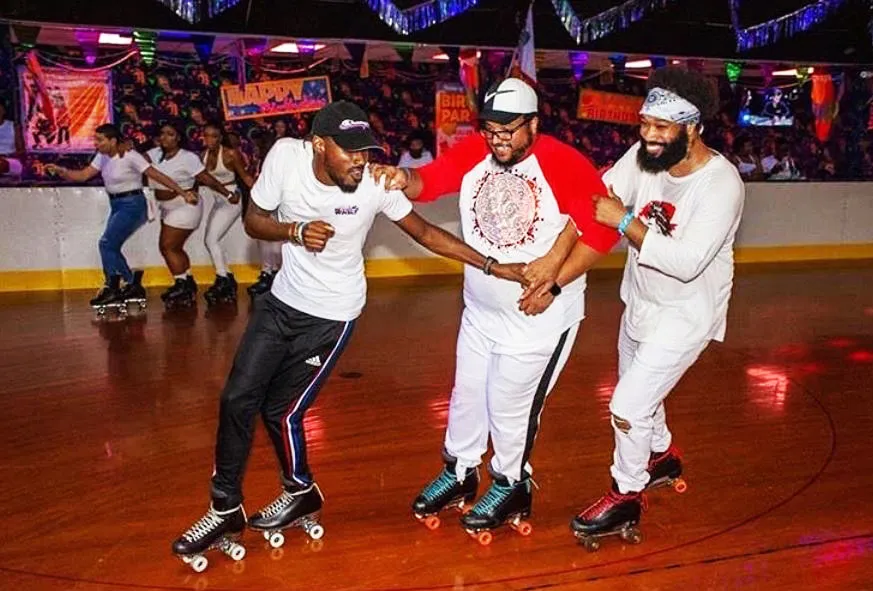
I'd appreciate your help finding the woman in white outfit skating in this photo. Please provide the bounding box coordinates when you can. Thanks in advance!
[200,123,254,305]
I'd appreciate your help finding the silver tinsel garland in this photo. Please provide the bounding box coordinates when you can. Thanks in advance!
[153,0,242,23]
[730,0,848,51]
[365,0,480,36]
[550,0,676,44]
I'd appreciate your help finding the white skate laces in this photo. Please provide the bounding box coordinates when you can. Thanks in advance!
[183,507,225,542]
[260,486,310,518]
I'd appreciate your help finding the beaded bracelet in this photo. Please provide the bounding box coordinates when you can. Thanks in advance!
[617,212,635,236]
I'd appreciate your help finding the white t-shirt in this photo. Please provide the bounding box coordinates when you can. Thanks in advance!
[398,150,434,169]
[251,138,413,322]
[146,148,204,190]
[416,134,618,347]
[90,150,151,194]
[603,142,745,347]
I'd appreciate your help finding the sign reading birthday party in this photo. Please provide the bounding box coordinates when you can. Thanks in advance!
[577,89,644,126]
[435,83,476,157]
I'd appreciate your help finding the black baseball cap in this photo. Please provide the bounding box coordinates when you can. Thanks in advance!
[311,100,383,152]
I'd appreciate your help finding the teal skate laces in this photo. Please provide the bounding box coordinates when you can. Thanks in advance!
[422,468,457,502]
[474,481,513,515]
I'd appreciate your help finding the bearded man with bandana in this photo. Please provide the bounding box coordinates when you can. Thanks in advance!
[570,67,745,548]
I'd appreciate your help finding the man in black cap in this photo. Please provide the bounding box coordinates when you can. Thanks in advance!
[172,101,527,569]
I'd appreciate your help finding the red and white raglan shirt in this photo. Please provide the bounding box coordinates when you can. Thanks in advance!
[603,142,745,348]
[417,133,619,347]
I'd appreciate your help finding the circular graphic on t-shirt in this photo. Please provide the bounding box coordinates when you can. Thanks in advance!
[472,171,539,248]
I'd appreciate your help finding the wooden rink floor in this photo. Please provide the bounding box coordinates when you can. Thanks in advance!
[1,263,872,590]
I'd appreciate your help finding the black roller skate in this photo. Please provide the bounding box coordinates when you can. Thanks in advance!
[412,460,479,530]
[204,273,238,306]
[461,475,533,545]
[172,503,247,573]
[247,270,275,298]
[646,444,687,494]
[119,269,147,315]
[91,275,127,320]
[163,277,196,310]
[248,482,325,550]
[570,482,643,552]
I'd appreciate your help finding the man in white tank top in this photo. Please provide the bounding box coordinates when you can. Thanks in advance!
[570,67,745,548]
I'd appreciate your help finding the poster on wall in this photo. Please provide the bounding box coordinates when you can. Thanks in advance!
[220,75,332,121]
[18,61,113,153]
[435,83,476,158]
[577,89,644,126]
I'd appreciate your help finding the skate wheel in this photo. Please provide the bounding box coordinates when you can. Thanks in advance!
[514,521,532,536]
[191,555,208,573]
[268,531,285,549]
[582,537,600,552]
[673,478,688,493]
[424,515,440,530]
[621,527,643,545]
[476,531,492,546]
[262,531,270,541]
[308,524,325,540]
[229,543,246,561]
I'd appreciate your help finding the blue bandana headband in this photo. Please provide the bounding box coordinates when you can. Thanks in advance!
[640,87,701,125]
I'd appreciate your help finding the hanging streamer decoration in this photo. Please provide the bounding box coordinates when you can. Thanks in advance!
[550,0,677,44]
[134,31,157,66]
[570,52,589,82]
[729,0,848,51]
[725,61,743,83]
[364,0,480,36]
[152,0,242,23]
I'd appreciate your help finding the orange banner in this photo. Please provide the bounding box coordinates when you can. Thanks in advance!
[435,84,476,157]
[19,65,113,153]
[577,89,644,126]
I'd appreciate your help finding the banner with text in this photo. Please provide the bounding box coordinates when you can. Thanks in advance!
[19,62,113,153]
[577,89,644,126]
[435,83,476,157]
[220,75,332,121]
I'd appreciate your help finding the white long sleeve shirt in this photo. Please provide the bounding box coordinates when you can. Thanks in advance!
[603,142,745,347]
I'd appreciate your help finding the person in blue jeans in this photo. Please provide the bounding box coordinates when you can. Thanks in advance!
[47,124,197,307]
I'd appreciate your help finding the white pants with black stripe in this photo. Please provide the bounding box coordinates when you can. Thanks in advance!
[444,308,579,484]
[609,318,709,493]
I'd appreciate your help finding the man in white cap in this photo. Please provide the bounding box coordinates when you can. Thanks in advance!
[372,78,618,541]
[570,66,745,548]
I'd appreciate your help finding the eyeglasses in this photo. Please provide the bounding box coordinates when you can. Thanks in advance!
[480,117,531,141]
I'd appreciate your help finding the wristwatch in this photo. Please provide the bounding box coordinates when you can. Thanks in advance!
[550,283,562,296]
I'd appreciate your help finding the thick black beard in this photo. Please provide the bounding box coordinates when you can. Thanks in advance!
[491,140,532,170]
[637,127,689,173]
[409,149,423,159]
